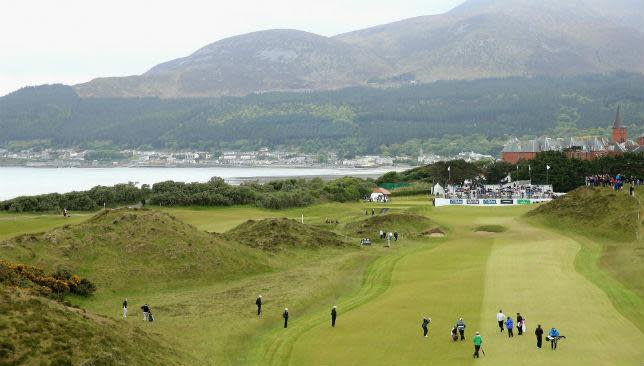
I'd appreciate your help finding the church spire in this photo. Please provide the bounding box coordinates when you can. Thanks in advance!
[613,105,623,128]
[612,105,627,144]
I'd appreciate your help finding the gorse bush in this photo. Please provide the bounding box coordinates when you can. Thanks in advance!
[0,260,96,297]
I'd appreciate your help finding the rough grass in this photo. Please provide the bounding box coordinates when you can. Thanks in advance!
[343,213,435,237]
[2,195,644,365]
[0,208,271,292]
[0,212,89,240]
[473,224,507,233]
[0,285,188,366]
[526,187,640,241]
[226,218,350,252]
[527,186,644,332]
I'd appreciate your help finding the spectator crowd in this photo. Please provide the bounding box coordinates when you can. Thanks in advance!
[444,183,554,200]
[585,174,642,191]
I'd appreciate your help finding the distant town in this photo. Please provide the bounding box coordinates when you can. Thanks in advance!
[0,147,495,168]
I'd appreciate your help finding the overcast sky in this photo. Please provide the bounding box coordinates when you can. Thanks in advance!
[0,0,465,96]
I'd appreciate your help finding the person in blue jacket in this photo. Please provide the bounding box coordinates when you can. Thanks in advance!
[506,316,514,338]
[549,327,560,349]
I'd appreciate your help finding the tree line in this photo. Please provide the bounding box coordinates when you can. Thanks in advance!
[377,153,643,192]
[3,153,640,213]
[0,177,375,212]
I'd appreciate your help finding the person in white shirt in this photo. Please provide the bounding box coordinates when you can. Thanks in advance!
[496,310,506,333]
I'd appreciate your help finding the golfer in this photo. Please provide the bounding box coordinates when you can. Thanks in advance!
[516,313,524,335]
[535,324,544,348]
[422,317,431,337]
[256,295,262,317]
[141,304,150,321]
[122,298,128,319]
[506,316,514,338]
[456,318,466,340]
[496,310,505,332]
[472,332,483,358]
[549,327,560,349]
[331,306,337,327]
[283,308,289,328]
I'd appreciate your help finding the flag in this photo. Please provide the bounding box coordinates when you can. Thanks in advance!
[546,165,551,170]
[447,166,451,172]
[528,165,531,171]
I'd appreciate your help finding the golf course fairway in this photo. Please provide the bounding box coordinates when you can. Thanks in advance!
[253,208,644,365]
[2,194,643,365]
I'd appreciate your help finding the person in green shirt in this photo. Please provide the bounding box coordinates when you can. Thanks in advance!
[473,332,483,358]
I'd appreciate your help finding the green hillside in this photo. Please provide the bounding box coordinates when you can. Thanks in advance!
[527,186,644,331]
[3,73,644,156]
[344,212,436,236]
[526,187,641,241]
[226,218,350,251]
[0,208,271,292]
[0,285,187,366]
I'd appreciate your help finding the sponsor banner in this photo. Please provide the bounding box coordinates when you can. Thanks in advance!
[434,198,553,207]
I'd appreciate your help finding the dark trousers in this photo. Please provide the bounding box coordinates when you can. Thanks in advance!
[551,338,557,349]
[508,328,514,337]
[518,324,523,335]
[459,329,465,340]
[257,306,261,316]
[473,345,480,358]
[422,326,428,336]
[332,316,336,327]
[498,320,504,332]
[537,336,542,348]
[284,318,288,328]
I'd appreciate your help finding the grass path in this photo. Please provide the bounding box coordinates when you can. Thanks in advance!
[243,239,439,365]
[0,212,89,240]
[264,233,493,365]
[479,217,644,365]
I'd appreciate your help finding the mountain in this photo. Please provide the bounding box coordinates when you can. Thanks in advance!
[74,29,393,98]
[336,0,644,83]
[69,0,644,98]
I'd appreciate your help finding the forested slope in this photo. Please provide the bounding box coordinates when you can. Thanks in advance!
[2,73,644,156]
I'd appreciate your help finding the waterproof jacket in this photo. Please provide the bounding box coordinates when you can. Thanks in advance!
[535,327,544,337]
[506,318,514,329]
[283,310,289,319]
[256,298,262,306]
[422,319,429,328]
[473,335,483,346]
[456,320,466,330]
[549,328,560,337]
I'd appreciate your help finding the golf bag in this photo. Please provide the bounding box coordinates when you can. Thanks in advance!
[546,335,565,342]
[148,311,154,322]
[451,329,458,341]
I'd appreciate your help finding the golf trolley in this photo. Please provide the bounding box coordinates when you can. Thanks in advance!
[546,335,566,349]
